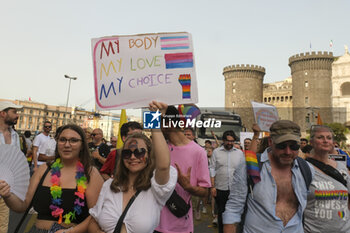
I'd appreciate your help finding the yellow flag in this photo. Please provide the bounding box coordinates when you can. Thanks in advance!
[117,109,127,149]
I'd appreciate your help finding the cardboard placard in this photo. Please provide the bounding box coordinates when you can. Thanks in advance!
[91,32,198,110]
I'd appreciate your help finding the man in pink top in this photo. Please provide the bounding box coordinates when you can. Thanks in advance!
[154,104,211,233]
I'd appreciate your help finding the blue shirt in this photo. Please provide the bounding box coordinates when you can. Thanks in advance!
[223,148,314,233]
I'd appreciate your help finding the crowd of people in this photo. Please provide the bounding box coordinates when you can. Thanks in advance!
[1,99,350,233]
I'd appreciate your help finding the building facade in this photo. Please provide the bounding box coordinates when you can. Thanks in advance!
[0,99,139,139]
[332,46,350,126]
[224,47,350,133]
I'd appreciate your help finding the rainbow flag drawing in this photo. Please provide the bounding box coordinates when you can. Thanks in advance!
[164,53,193,69]
[178,74,191,99]
[245,151,261,184]
[160,36,190,50]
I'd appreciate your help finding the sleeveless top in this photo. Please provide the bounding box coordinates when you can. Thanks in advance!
[32,174,89,224]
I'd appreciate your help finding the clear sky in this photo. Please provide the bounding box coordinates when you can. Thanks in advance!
[1,0,349,115]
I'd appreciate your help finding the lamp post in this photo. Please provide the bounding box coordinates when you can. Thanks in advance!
[64,75,77,124]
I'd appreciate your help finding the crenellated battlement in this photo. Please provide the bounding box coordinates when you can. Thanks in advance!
[289,51,334,65]
[223,64,266,74]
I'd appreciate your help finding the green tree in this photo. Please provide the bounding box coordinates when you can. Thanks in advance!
[325,123,349,145]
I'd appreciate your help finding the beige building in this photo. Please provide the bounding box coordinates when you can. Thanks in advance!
[224,47,350,134]
[0,99,88,134]
[332,46,350,126]
[263,77,293,121]
[0,99,137,139]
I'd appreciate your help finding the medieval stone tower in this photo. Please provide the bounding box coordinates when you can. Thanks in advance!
[288,51,334,131]
[223,64,265,129]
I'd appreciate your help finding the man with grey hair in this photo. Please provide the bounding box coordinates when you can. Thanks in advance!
[223,120,313,233]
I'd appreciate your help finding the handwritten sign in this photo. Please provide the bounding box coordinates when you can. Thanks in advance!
[91,32,198,110]
[251,101,279,132]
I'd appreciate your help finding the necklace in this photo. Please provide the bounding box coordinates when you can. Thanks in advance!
[50,158,87,224]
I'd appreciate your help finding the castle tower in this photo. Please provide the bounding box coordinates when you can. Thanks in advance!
[223,64,265,130]
[288,51,334,131]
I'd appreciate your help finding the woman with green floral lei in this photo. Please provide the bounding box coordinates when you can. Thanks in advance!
[0,124,104,232]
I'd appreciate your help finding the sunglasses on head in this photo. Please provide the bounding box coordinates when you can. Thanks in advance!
[275,142,300,151]
[121,148,147,159]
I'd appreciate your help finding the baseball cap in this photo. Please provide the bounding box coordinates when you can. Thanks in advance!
[0,101,23,111]
[269,120,301,144]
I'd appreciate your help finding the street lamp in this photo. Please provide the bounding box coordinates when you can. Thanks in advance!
[64,75,77,124]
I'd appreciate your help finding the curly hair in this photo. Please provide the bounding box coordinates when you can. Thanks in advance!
[110,133,155,193]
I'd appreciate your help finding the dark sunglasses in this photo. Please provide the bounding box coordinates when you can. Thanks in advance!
[44,126,52,129]
[121,148,147,159]
[275,142,300,151]
[91,133,98,136]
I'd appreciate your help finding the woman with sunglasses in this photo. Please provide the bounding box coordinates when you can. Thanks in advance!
[303,125,350,233]
[0,124,104,232]
[88,104,177,233]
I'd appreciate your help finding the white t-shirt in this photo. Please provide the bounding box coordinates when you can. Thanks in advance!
[25,138,32,150]
[33,133,50,166]
[38,137,56,157]
[89,166,177,233]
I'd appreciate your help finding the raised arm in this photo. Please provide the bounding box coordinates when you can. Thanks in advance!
[149,101,171,185]
[249,123,261,153]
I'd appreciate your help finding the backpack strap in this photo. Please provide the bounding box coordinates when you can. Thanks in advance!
[248,153,312,192]
[306,157,346,187]
[296,157,312,189]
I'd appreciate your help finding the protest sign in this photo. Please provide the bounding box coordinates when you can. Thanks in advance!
[329,154,347,167]
[91,32,198,110]
[251,101,279,132]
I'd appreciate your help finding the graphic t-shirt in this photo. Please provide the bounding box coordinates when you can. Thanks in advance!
[155,141,211,233]
[304,161,350,233]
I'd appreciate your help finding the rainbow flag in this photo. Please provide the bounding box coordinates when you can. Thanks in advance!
[245,150,261,184]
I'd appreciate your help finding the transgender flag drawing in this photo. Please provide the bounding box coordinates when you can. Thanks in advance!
[160,36,190,50]
[164,53,193,69]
